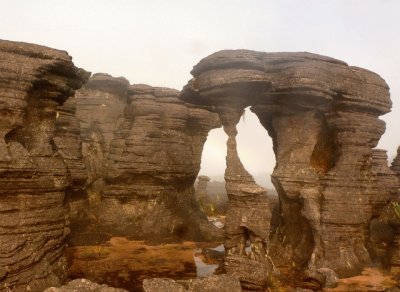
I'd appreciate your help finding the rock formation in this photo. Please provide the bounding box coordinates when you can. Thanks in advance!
[392,146,400,181]
[54,96,88,231]
[389,147,400,273]
[45,278,128,292]
[67,74,129,239]
[219,107,271,290]
[75,74,129,205]
[195,175,210,201]
[99,84,222,241]
[143,275,242,292]
[0,40,88,290]
[180,49,392,280]
[371,149,399,208]
[72,76,222,241]
[367,149,399,268]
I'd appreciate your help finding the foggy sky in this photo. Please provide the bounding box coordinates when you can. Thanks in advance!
[1,0,399,182]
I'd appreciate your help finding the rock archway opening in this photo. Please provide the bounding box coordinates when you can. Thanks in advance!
[236,107,276,194]
[196,107,278,220]
[197,127,228,216]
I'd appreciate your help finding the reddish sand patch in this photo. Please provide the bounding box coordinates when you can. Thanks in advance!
[66,237,218,291]
[324,268,397,292]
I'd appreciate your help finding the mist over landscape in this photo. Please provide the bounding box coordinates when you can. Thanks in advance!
[1,1,400,291]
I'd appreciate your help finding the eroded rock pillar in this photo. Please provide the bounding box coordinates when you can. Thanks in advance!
[216,105,271,290]
[196,175,210,202]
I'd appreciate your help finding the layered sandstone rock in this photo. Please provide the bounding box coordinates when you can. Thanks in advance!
[0,40,88,290]
[180,50,392,279]
[371,149,399,208]
[389,147,400,272]
[100,84,222,241]
[75,74,129,212]
[392,147,400,181]
[73,76,222,241]
[45,279,128,292]
[219,106,271,290]
[367,150,399,267]
[143,275,242,292]
[54,96,88,229]
[195,175,210,201]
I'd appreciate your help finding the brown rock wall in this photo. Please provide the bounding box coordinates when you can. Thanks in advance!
[100,84,221,240]
[0,40,88,291]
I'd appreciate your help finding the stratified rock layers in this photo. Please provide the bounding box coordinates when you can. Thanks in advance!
[101,84,221,240]
[180,50,392,277]
[71,74,129,233]
[0,40,88,290]
[392,147,400,181]
[73,76,221,241]
[54,96,89,229]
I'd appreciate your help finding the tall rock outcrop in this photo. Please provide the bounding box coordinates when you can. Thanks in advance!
[220,106,271,290]
[100,84,221,241]
[75,74,129,208]
[73,77,222,241]
[195,175,210,201]
[180,50,392,279]
[389,147,400,272]
[368,149,399,268]
[0,40,88,290]
[392,146,400,181]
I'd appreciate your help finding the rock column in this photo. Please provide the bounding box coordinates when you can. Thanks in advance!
[196,175,210,201]
[215,105,271,290]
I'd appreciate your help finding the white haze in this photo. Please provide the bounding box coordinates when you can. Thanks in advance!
[1,0,399,184]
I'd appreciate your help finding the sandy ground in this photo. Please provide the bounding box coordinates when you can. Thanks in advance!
[324,267,397,292]
[66,237,219,291]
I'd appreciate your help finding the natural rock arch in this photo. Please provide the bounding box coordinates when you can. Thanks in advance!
[180,49,392,284]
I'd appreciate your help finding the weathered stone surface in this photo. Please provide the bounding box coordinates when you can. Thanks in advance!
[392,146,400,181]
[143,278,186,292]
[180,49,392,278]
[143,275,242,292]
[317,267,339,288]
[100,84,222,241]
[73,76,222,241]
[0,40,88,291]
[371,149,399,207]
[224,254,269,290]
[368,149,400,268]
[54,95,89,229]
[195,175,210,201]
[44,278,128,292]
[75,73,129,214]
[187,274,242,291]
[184,62,273,289]
[388,146,400,273]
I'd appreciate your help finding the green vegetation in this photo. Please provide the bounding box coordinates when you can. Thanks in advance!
[392,201,400,220]
[198,197,226,216]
